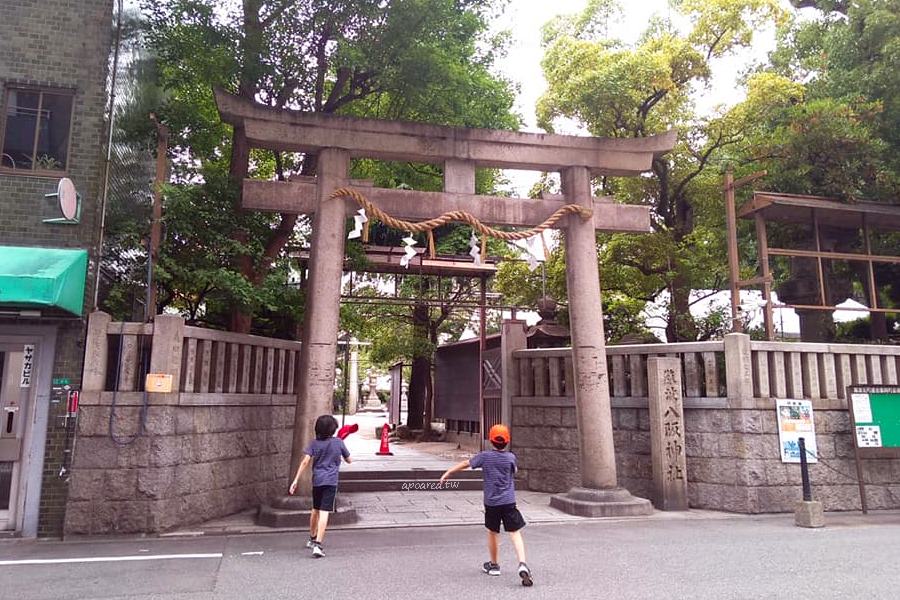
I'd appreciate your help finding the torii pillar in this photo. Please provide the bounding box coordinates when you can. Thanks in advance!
[548,167,652,516]
[215,89,672,517]
[288,148,349,493]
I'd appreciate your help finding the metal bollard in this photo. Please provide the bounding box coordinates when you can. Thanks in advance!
[794,436,824,527]
[799,437,812,502]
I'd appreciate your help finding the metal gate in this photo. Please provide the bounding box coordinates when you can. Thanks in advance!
[482,347,502,439]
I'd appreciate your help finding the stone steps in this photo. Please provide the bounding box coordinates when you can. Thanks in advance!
[340,478,483,492]
[340,469,483,492]
[341,469,482,481]
[256,495,358,528]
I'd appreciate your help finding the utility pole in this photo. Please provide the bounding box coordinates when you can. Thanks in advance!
[146,115,169,322]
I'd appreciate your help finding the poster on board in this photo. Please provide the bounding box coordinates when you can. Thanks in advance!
[775,399,818,463]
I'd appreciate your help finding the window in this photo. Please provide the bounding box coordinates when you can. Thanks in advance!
[1,87,74,173]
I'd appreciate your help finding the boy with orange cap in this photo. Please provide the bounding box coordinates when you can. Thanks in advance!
[440,423,533,586]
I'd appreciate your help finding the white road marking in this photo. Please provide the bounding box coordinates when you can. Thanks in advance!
[0,553,223,566]
[240,551,264,556]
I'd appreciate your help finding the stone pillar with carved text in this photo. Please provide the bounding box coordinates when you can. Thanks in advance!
[648,357,689,510]
[289,148,350,485]
[549,166,653,517]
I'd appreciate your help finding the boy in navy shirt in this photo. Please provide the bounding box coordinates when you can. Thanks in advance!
[289,415,351,558]
[441,424,533,586]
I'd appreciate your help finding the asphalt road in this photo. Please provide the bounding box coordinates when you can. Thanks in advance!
[2,514,899,600]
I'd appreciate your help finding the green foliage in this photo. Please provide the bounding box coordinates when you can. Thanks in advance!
[154,162,303,328]
[535,0,786,341]
[750,98,894,199]
[676,0,787,58]
[762,0,900,199]
[121,0,518,334]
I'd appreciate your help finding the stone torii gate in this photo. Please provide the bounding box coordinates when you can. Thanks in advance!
[216,90,675,516]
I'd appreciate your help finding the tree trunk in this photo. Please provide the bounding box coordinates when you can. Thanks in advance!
[666,274,698,342]
[406,301,431,430]
[407,356,429,430]
[421,326,440,436]
[797,309,836,342]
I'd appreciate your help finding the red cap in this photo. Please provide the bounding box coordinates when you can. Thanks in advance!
[337,423,359,440]
[489,424,510,445]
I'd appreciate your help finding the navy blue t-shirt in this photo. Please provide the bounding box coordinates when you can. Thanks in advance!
[304,437,350,487]
[469,449,517,506]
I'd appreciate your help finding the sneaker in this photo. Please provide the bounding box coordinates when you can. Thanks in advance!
[312,542,325,558]
[482,561,500,576]
[305,536,316,549]
[518,562,533,587]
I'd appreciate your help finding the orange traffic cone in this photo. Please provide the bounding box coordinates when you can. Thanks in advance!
[376,423,393,456]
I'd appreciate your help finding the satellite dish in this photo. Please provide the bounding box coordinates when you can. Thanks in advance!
[58,178,78,220]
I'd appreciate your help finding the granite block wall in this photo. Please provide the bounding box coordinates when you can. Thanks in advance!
[512,401,900,513]
[64,402,294,535]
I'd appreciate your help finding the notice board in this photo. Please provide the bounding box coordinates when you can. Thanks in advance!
[846,385,900,513]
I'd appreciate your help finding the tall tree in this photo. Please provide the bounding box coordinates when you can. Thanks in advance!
[535,0,785,341]
[141,0,516,333]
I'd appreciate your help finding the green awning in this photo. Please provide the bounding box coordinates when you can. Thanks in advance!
[0,246,88,316]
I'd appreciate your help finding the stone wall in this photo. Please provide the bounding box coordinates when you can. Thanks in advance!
[512,399,900,513]
[64,402,294,535]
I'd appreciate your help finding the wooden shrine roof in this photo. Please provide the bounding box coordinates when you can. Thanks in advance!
[737,192,900,231]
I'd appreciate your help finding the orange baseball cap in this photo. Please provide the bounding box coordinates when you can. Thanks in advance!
[489,424,510,445]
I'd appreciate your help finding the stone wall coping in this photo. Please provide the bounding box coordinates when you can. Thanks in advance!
[180,393,297,407]
[513,340,725,359]
[513,394,863,412]
[750,340,900,355]
[79,391,296,407]
[512,396,728,409]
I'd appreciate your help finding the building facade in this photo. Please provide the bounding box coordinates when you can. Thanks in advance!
[0,0,113,537]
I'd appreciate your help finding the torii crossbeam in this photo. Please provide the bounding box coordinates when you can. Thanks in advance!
[216,90,676,517]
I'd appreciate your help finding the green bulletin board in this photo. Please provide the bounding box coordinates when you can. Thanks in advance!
[847,385,900,513]
[849,386,900,451]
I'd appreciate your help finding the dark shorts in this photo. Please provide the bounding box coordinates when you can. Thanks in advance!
[312,485,337,512]
[484,503,526,533]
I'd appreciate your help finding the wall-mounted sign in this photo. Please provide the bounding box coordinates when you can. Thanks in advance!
[775,398,818,463]
[145,373,173,393]
[43,178,82,225]
[20,344,35,388]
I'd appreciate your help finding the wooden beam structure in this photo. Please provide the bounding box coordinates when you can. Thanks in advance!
[732,189,900,340]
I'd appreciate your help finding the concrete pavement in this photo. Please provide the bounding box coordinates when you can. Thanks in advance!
[178,412,616,535]
[4,512,900,599]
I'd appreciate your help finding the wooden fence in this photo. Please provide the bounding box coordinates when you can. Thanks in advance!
[82,312,301,406]
[513,335,900,408]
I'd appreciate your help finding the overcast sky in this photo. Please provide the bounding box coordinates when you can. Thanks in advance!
[494,0,780,128]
